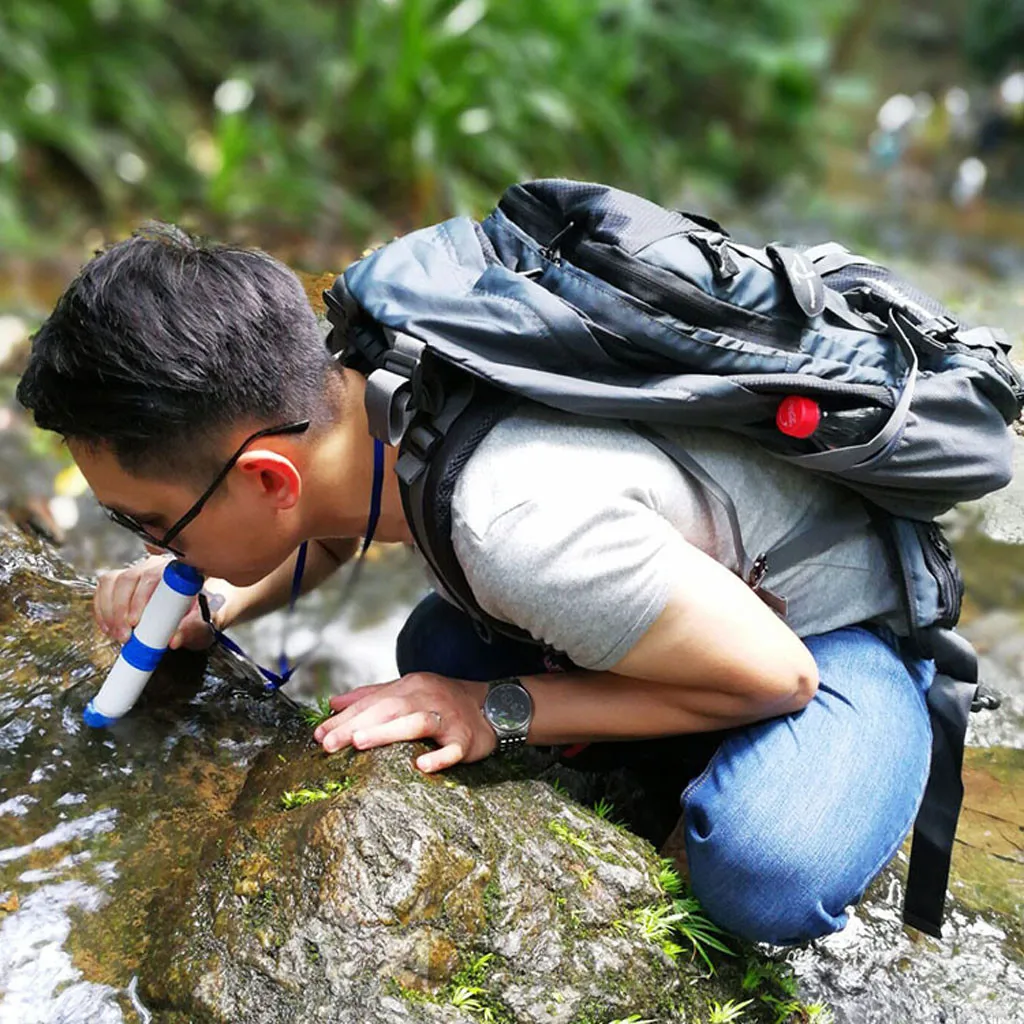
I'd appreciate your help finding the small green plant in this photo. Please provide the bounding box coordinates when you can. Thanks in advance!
[592,797,618,821]
[613,892,732,973]
[549,778,569,797]
[740,957,832,1024]
[279,777,351,809]
[450,985,492,1018]
[656,857,684,896]
[443,953,513,1024]
[805,1005,835,1023]
[548,819,603,859]
[707,998,753,1023]
[299,694,335,727]
[665,897,733,973]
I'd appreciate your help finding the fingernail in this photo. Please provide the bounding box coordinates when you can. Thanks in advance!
[313,728,323,742]
[352,731,364,748]
[323,737,336,752]
[119,629,130,643]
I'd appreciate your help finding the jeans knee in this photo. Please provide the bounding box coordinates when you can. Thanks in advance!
[684,808,855,946]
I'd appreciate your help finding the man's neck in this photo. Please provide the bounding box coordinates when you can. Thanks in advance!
[299,370,414,546]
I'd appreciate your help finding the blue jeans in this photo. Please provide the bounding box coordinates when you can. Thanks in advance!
[396,593,935,946]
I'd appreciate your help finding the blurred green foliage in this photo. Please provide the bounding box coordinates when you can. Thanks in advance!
[964,0,1024,81]
[0,0,856,252]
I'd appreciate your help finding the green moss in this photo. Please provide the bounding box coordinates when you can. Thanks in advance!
[482,874,502,924]
[547,818,626,868]
[279,776,352,809]
[389,951,516,1023]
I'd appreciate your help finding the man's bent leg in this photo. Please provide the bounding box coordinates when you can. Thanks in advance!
[396,592,551,681]
[682,625,934,946]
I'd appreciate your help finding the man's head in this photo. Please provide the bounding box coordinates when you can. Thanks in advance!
[17,224,344,581]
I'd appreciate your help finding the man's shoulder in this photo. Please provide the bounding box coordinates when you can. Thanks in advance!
[450,405,682,535]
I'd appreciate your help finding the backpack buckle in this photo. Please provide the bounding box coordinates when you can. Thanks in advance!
[972,684,1002,712]
[900,312,959,352]
[691,232,739,283]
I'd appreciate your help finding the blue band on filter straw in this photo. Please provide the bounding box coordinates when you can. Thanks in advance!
[163,560,204,596]
[82,701,119,728]
[121,633,165,672]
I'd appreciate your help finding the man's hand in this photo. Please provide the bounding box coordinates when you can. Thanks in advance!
[313,673,497,773]
[94,555,226,650]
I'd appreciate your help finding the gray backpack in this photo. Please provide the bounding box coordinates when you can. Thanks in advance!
[325,179,1023,938]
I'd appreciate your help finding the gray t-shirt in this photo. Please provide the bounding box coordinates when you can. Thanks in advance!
[442,404,905,671]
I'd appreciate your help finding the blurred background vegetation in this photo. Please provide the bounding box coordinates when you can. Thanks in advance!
[0,0,1019,266]
[0,0,1022,691]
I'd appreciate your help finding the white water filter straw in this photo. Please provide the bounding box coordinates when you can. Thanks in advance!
[83,560,204,727]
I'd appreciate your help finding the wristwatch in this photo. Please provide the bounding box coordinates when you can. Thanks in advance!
[482,677,534,755]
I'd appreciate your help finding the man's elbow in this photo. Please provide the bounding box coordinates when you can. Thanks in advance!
[768,650,819,714]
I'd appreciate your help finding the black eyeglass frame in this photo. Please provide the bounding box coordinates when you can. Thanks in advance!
[103,419,311,557]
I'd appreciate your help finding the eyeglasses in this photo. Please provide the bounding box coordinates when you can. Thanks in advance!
[103,420,311,557]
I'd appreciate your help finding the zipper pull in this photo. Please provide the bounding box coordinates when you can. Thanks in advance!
[541,220,578,264]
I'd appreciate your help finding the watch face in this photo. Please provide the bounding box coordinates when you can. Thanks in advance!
[486,682,533,733]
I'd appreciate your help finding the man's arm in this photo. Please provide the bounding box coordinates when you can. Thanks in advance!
[313,551,817,770]
[519,541,819,741]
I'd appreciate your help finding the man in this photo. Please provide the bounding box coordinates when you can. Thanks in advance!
[16,224,934,947]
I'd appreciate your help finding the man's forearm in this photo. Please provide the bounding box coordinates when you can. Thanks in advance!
[211,538,357,628]
[516,669,806,745]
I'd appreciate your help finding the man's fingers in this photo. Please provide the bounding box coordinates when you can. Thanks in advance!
[328,685,383,713]
[93,572,115,634]
[127,572,160,630]
[171,606,215,650]
[416,741,466,774]
[350,710,444,750]
[316,696,413,751]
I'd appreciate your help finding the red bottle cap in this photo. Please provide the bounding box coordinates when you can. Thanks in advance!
[776,395,821,439]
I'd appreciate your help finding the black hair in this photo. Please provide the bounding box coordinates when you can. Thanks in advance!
[16,223,339,480]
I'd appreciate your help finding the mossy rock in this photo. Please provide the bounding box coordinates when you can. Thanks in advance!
[141,740,743,1023]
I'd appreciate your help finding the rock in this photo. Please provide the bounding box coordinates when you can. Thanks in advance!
[0,516,740,1023]
[785,747,1024,1024]
[141,742,708,1023]
[1,505,1023,1023]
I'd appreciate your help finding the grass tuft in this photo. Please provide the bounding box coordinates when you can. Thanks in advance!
[279,777,351,809]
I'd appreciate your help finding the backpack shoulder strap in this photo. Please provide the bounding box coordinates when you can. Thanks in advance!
[396,381,539,647]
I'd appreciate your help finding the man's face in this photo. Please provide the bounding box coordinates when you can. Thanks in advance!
[69,440,300,586]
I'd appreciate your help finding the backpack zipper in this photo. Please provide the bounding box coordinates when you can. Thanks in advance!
[919,523,963,625]
[500,190,807,352]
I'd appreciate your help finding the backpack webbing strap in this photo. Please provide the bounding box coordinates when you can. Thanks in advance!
[903,627,978,938]
[632,424,751,578]
[803,241,880,277]
[633,424,861,607]
[785,309,919,473]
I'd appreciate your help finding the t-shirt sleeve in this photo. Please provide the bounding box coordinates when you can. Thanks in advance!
[451,491,687,671]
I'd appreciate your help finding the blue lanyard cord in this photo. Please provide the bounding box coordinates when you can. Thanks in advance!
[197,437,388,694]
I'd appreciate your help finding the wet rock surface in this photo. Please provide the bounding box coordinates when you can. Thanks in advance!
[0,517,741,1023]
[1,440,1023,1023]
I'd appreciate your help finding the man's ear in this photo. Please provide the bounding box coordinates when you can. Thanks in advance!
[235,449,301,509]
